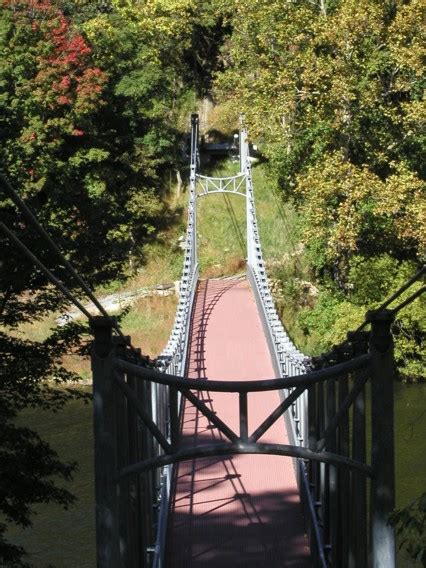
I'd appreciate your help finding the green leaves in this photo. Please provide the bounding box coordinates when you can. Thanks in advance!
[389,493,426,566]
[0,1,207,564]
[215,0,425,381]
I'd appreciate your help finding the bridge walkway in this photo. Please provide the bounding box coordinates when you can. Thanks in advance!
[165,277,310,567]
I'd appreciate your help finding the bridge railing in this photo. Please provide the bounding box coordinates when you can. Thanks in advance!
[241,131,325,560]
[243,146,309,444]
[156,113,199,377]
[87,119,425,568]
[90,309,397,568]
[148,114,200,566]
[239,128,398,567]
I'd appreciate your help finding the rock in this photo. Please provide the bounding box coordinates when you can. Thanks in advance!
[57,283,176,325]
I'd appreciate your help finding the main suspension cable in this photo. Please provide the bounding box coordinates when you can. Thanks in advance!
[1,176,119,320]
[356,264,425,332]
[0,175,136,349]
[0,221,93,321]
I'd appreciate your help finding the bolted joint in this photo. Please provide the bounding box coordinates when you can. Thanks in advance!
[334,343,350,362]
[112,335,130,358]
[347,330,369,356]
[90,316,116,358]
[323,350,339,367]
[366,309,394,353]
[311,354,326,370]
[191,113,199,126]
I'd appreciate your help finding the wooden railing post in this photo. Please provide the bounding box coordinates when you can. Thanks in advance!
[91,316,121,568]
[367,309,396,568]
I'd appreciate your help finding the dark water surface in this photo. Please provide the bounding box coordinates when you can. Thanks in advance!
[8,382,425,567]
[9,390,95,568]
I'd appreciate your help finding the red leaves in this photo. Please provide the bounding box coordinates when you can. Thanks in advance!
[57,95,70,105]
[6,0,107,116]
[49,16,91,67]
[9,0,110,118]
[3,0,108,183]
[41,14,107,115]
[58,76,71,90]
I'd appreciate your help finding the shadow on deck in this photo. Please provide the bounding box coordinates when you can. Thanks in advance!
[165,278,311,567]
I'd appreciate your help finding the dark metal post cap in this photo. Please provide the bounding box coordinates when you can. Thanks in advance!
[365,309,394,323]
[90,316,115,358]
[90,315,117,328]
[367,309,394,353]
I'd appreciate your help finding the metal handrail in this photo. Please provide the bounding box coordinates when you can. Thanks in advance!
[115,353,371,392]
[242,131,310,450]
[151,114,200,568]
[240,129,326,564]
[156,116,199,377]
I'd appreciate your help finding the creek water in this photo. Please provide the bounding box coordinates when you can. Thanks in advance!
[8,382,425,567]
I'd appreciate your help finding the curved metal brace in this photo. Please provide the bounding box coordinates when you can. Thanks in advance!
[196,173,247,198]
[196,189,247,198]
[114,353,371,393]
[196,173,246,182]
[116,442,373,481]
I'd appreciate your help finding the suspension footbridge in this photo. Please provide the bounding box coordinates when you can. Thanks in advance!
[2,114,425,567]
[89,115,403,568]
[166,277,309,567]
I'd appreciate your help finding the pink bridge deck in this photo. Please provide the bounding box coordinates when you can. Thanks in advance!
[165,278,311,567]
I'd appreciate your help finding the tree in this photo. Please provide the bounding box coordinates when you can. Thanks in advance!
[215,0,425,378]
[0,1,184,564]
[0,0,234,563]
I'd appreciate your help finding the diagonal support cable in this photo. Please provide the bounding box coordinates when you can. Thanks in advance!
[356,265,425,332]
[390,285,425,315]
[0,174,134,348]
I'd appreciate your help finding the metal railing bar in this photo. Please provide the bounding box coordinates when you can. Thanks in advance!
[179,388,239,443]
[196,173,246,182]
[169,386,179,452]
[116,442,373,481]
[316,371,370,452]
[389,285,425,315]
[115,354,371,393]
[196,190,246,199]
[239,392,248,442]
[113,373,172,454]
[248,385,306,443]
